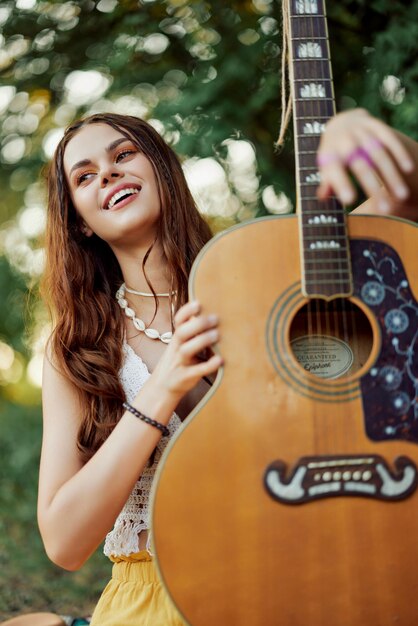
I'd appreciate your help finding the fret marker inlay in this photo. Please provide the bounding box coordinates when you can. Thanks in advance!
[298,42,322,58]
[300,83,326,98]
[308,215,338,225]
[303,122,326,134]
[305,172,321,183]
[295,0,318,14]
[310,241,341,250]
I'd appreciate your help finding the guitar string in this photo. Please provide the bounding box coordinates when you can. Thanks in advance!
[318,0,335,455]
[321,0,350,452]
[316,0,334,454]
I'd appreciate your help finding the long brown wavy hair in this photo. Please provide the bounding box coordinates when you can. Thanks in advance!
[42,113,212,462]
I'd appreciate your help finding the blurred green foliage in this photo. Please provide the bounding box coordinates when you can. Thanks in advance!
[0,401,109,619]
[0,0,417,619]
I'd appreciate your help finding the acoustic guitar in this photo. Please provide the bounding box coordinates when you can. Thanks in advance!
[151,0,418,623]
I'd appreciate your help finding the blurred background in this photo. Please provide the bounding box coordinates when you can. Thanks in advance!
[0,0,417,619]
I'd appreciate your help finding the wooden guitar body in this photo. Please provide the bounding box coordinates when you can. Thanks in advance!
[152,214,418,626]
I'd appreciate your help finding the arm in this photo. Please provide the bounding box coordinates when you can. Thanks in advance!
[316,108,418,222]
[38,301,222,571]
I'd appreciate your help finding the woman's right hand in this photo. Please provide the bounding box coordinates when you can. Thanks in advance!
[150,300,223,404]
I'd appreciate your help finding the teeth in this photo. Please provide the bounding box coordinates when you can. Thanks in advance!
[107,187,140,210]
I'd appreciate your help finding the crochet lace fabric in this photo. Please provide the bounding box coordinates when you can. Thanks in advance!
[103,342,182,557]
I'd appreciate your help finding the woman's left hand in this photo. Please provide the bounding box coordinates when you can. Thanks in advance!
[316,109,417,217]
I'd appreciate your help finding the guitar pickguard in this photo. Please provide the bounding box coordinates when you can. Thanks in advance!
[352,239,418,443]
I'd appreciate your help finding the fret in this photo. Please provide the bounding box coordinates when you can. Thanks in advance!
[301,214,345,223]
[294,77,332,82]
[292,36,328,41]
[294,57,329,62]
[304,268,351,274]
[304,283,352,296]
[295,97,334,102]
[302,195,346,202]
[291,14,326,18]
[304,277,351,284]
[295,115,331,121]
[303,234,347,240]
[303,246,348,252]
[303,224,345,229]
[301,208,343,213]
[302,207,344,217]
[304,260,350,267]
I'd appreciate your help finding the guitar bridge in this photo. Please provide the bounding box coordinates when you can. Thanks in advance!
[264,455,417,504]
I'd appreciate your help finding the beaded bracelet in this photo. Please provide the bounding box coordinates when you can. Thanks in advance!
[123,401,170,437]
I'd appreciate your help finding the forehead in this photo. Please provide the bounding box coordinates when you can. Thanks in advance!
[63,123,128,174]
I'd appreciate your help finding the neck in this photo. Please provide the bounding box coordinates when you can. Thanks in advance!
[111,240,171,295]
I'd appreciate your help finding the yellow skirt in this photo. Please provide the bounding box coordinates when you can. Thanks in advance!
[90,551,186,626]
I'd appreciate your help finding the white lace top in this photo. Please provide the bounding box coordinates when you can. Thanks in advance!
[103,342,182,558]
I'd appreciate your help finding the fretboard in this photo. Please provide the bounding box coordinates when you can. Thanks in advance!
[287,0,352,298]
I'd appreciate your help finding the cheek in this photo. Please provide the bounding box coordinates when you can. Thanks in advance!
[73,186,97,215]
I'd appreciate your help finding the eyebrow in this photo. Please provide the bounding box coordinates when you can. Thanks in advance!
[69,137,131,177]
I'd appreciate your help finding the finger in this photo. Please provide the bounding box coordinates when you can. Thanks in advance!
[174,300,200,326]
[352,132,409,200]
[317,180,333,200]
[179,328,219,360]
[319,161,357,205]
[176,313,218,343]
[366,118,415,173]
[347,154,383,199]
[187,353,223,379]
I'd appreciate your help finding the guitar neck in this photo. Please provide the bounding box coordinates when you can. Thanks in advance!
[287,0,353,298]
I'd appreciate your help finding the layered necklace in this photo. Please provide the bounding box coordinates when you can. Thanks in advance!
[116,282,173,344]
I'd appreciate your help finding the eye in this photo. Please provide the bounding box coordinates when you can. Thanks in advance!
[76,172,95,185]
[115,148,136,163]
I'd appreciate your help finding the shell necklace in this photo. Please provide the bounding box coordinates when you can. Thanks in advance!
[116,283,173,344]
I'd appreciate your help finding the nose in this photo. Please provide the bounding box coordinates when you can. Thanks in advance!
[100,165,123,187]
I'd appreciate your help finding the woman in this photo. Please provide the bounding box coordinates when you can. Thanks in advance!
[37,109,417,626]
[38,113,222,626]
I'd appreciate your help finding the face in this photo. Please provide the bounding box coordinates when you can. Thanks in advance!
[63,123,161,247]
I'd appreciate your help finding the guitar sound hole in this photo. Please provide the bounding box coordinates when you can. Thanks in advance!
[289,298,373,379]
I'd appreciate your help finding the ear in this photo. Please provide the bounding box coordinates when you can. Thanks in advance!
[81,222,94,237]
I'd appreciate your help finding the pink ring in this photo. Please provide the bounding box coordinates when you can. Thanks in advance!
[316,153,340,167]
[345,147,375,168]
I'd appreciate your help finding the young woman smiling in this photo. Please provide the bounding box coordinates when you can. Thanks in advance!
[37,110,417,626]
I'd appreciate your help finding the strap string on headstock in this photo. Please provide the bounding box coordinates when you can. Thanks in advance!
[276,0,292,149]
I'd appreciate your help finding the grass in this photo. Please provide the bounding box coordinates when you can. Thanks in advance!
[0,400,109,621]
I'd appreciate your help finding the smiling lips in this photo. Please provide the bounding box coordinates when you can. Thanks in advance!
[104,184,142,210]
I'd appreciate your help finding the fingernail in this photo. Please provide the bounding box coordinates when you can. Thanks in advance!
[402,160,414,172]
[396,186,409,200]
[208,314,218,324]
[341,189,354,204]
[209,329,219,340]
[191,300,200,310]
[379,198,390,212]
